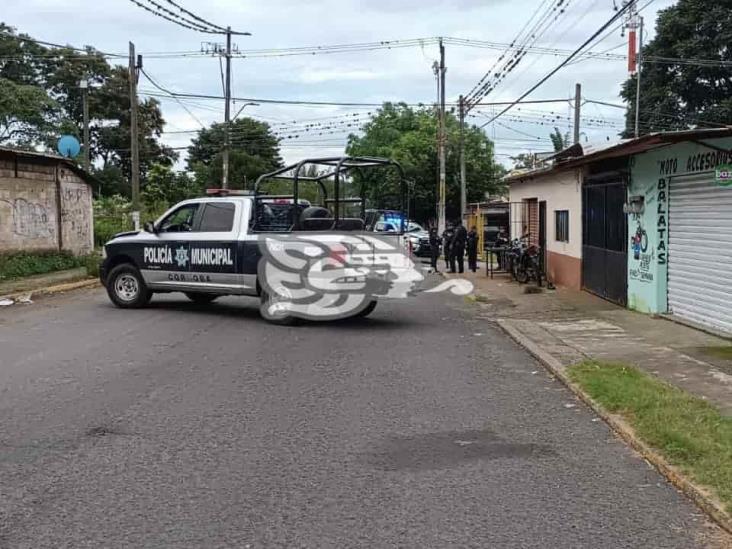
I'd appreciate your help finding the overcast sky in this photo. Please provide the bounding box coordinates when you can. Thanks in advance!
[5,0,677,167]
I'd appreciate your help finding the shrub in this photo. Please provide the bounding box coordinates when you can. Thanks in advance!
[0,251,95,282]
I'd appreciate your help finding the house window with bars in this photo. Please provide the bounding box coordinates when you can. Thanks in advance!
[555,210,569,243]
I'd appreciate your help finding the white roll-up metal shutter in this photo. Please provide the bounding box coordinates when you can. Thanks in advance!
[668,172,732,334]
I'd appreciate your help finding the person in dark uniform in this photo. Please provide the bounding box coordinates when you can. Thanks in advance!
[495,228,509,270]
[467,225,479,272]
[442,225,454,271]
[428,226,440,272]
[450,221,467,274]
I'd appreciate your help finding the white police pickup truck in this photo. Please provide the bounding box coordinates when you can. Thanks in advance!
[100,157,420,323]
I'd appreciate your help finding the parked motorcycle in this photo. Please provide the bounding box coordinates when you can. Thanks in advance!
[507,237,542,287]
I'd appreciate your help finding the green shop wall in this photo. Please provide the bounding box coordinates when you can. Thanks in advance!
[627,137,732,313]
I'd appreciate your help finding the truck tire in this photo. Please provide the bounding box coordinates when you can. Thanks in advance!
[355,300,377,318]
[184,292,219,304]
[260,290,296,325]
[106,264,152,309]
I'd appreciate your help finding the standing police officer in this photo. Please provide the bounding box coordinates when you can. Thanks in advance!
[429,226,440,272]
[442,224,455,272]
[450,221,467,274]
[467,225,479,273]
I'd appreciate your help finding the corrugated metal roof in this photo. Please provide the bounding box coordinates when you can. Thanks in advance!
[504,127,732,185]
[0,146,92,182]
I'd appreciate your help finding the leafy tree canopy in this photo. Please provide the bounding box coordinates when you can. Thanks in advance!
[0,78,57,144]
[620,0,732,135]
[0,23,175,194]
[187,117,282,190]
[346,103,505,224]
[142,164,201,208]
[549,127,570,152]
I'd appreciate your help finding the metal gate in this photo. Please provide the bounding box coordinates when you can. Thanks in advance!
[668,172,732,334]
[582,178,628,305]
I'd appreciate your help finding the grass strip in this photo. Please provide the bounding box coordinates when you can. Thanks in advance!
[568,360,732,513]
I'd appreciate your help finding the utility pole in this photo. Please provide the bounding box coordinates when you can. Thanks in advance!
[634,16,644,138]
[80,79,90,173]
[222,27,232,189]
[573,83,581,145]
[129,42,140,229]
[437,38,446,236]
[458,95,466,222]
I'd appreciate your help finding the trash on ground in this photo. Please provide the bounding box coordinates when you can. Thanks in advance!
[0,299,13,306]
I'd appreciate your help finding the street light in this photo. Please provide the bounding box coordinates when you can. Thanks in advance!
[232,101,259,121]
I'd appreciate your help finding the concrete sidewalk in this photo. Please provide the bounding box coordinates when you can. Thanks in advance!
[0,268,93,301]
[452,269,732,416]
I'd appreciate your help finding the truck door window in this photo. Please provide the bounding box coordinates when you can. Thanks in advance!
[159,204,199,233]
[198,202,235,232]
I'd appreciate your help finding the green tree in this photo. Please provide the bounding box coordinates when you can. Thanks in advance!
[142,164,202,208]
[346,103,504,223]
[0,24,175,192]
[0,78,57,144]
[187,118,282,189]
[509,153,538,170]
[92,67,175,179]
[620,0,732,135]
[0,23,49,85]
[549,127,569,152]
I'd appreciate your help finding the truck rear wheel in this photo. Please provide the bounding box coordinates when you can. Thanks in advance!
[106,264,152,309]
[260,290,296,325]
[355,300,377,318]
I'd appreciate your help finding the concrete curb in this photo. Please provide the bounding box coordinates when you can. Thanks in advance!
[496,318,732,536]
[0,278,100,303]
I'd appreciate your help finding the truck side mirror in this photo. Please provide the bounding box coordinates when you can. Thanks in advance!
[143,221,157,234]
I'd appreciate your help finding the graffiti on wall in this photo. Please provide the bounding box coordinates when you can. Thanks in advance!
[0,198,52,239]
[60,184,91,245]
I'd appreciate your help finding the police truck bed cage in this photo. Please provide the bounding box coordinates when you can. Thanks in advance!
[252,156,406,233]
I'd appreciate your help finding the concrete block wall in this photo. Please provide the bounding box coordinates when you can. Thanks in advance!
[59,168,93,255]
[0,158,93,255]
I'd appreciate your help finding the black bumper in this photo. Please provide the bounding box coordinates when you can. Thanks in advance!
[99,257,112,285]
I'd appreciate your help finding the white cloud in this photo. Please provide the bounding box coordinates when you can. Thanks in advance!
[6,0,678,168]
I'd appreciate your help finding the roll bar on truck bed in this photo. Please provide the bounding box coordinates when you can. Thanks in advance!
[252,156,407,233]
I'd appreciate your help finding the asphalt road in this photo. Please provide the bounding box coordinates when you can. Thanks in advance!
[0,282,726,548]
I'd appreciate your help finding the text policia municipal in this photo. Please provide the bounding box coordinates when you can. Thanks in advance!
[143,246,234,267]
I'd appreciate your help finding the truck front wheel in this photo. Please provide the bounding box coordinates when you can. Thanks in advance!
[106,264,152,309]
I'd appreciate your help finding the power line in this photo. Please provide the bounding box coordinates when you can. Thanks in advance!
[464,0,576,109]
[140,68,206,128]
[462,0,554,100]
[497,0,602,99]
[142,0,218,32]
[159,0,227,32]
[0,28,124,58]
[140,88,570,109]
[126,0,221,33]
[479,1,635,129]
